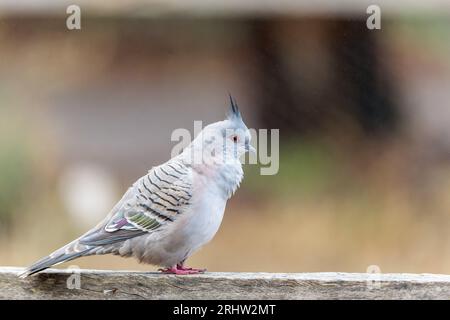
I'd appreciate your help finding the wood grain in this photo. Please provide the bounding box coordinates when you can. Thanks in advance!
[1,267,449,300]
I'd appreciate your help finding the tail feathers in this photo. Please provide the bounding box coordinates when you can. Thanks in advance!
[19,248,91,278]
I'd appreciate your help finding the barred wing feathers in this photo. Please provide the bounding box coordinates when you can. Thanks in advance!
[83,160,192,243]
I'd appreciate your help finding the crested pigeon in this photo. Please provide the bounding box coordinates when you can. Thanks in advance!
[20,96,254,277]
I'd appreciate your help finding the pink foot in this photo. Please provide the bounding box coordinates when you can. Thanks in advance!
[158,265,206,275]
[177,264,207,273]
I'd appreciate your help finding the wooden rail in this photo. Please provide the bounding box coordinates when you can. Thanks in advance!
[1,267,449,299]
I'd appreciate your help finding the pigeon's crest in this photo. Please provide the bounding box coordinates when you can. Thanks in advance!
[227,94,242,121]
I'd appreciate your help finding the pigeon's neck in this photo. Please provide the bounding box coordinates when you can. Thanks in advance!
[216,160,244,199]
[179,148,243,199]
[198,158,243,199]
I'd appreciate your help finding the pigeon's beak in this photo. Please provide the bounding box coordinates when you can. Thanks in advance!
[245,143,256,154]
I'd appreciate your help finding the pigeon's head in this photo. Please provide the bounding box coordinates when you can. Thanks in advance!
[192,95,254,163]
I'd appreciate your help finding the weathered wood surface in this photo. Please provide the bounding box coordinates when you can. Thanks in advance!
[1,267,449,300]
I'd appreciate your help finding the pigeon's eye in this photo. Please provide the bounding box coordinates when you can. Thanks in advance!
[231,135,239,143]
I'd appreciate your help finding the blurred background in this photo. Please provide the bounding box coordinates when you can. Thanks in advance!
[1,0,450,274]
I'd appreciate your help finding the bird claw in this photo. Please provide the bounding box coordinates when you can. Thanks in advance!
[177,264,207,273]
[178,267,207,273]
[159,266,206,275]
